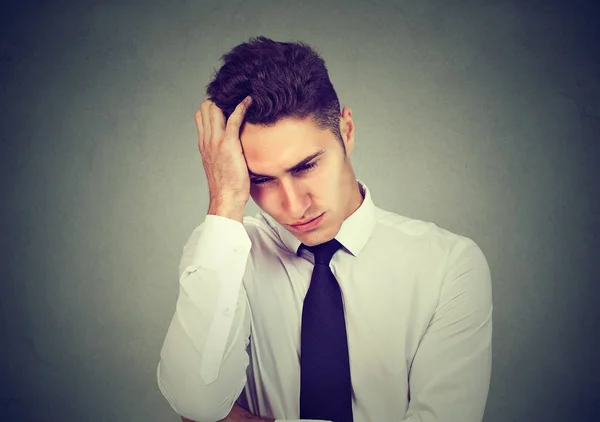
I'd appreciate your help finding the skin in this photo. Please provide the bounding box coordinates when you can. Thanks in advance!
[242,106,364,246]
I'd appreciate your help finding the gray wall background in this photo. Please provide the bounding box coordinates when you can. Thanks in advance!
[1,0,598,421]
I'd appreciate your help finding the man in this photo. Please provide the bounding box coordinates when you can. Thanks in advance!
[157,36,492,422]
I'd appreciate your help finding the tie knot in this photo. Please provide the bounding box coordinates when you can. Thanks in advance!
[302,238,343,265]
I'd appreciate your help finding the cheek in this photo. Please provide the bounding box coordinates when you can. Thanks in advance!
[313,166,341,194]
[313,168,328,182]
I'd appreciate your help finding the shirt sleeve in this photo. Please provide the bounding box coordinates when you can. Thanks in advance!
[402,237,493,422]
[157,215,253,422]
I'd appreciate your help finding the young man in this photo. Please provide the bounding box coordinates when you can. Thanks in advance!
[157,36,493,422]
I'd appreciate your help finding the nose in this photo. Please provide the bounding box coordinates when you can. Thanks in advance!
[280,179,310,219]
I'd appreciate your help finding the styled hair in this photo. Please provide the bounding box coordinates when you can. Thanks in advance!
[206,36,346,154]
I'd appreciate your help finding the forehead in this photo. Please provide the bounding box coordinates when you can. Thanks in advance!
[240,116,334,165]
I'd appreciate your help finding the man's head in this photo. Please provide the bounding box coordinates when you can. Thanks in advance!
[206,36,363,246]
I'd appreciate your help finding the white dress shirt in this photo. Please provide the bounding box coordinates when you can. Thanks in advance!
[157,179,493,422]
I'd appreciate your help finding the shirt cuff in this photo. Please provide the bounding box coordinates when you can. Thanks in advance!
[193,214,252,270]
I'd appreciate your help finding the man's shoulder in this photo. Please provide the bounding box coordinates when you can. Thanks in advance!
[373,207,476,252]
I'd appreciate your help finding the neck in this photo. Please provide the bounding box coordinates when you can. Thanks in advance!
[344,180,364,220]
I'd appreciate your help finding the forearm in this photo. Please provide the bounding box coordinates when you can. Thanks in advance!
[157,284,251,417]
[181,403,275,422]
[158,217,253,421]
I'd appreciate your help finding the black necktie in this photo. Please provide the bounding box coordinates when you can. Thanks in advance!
[299,239,353,422]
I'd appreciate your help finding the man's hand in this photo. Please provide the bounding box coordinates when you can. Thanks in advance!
[181,403,275,422]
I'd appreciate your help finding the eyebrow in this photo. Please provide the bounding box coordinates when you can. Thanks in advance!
[248,149,326,179]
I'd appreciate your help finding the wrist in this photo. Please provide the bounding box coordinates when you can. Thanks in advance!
[208,201,246,223]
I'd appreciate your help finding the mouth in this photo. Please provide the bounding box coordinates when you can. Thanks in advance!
[288,212,326,232]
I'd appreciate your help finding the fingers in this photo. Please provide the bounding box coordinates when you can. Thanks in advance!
[194,107,202,151]
[194,100,210,152]
[195,96,252,153]
[224,95,252,139]
[208,102,226,142]
[200,100,213,151]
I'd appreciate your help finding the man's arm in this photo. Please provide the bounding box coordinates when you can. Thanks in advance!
[181,403,275,422]
[402,238,493,422]
[157,216,253,421]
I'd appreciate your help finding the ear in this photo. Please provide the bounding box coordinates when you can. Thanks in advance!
[340,106,355,155]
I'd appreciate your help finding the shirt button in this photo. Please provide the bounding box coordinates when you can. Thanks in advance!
[224,307,231,317]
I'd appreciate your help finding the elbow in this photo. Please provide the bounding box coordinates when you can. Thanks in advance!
[157,362,232,422]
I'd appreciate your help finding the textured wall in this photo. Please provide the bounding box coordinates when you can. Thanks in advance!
[1,0,598,421]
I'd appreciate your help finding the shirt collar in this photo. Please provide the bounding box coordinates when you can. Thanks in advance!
[259,179,377,258]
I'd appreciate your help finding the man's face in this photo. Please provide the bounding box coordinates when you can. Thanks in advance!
[240,107,362,246]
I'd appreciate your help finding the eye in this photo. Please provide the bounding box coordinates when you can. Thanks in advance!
[294,161,318,174]
[250,161,319,186]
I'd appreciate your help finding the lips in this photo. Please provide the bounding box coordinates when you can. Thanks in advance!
[287,212,326,233]
[291,213,322,226]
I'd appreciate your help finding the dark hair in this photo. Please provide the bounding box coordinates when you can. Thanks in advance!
[206,36,346,154]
